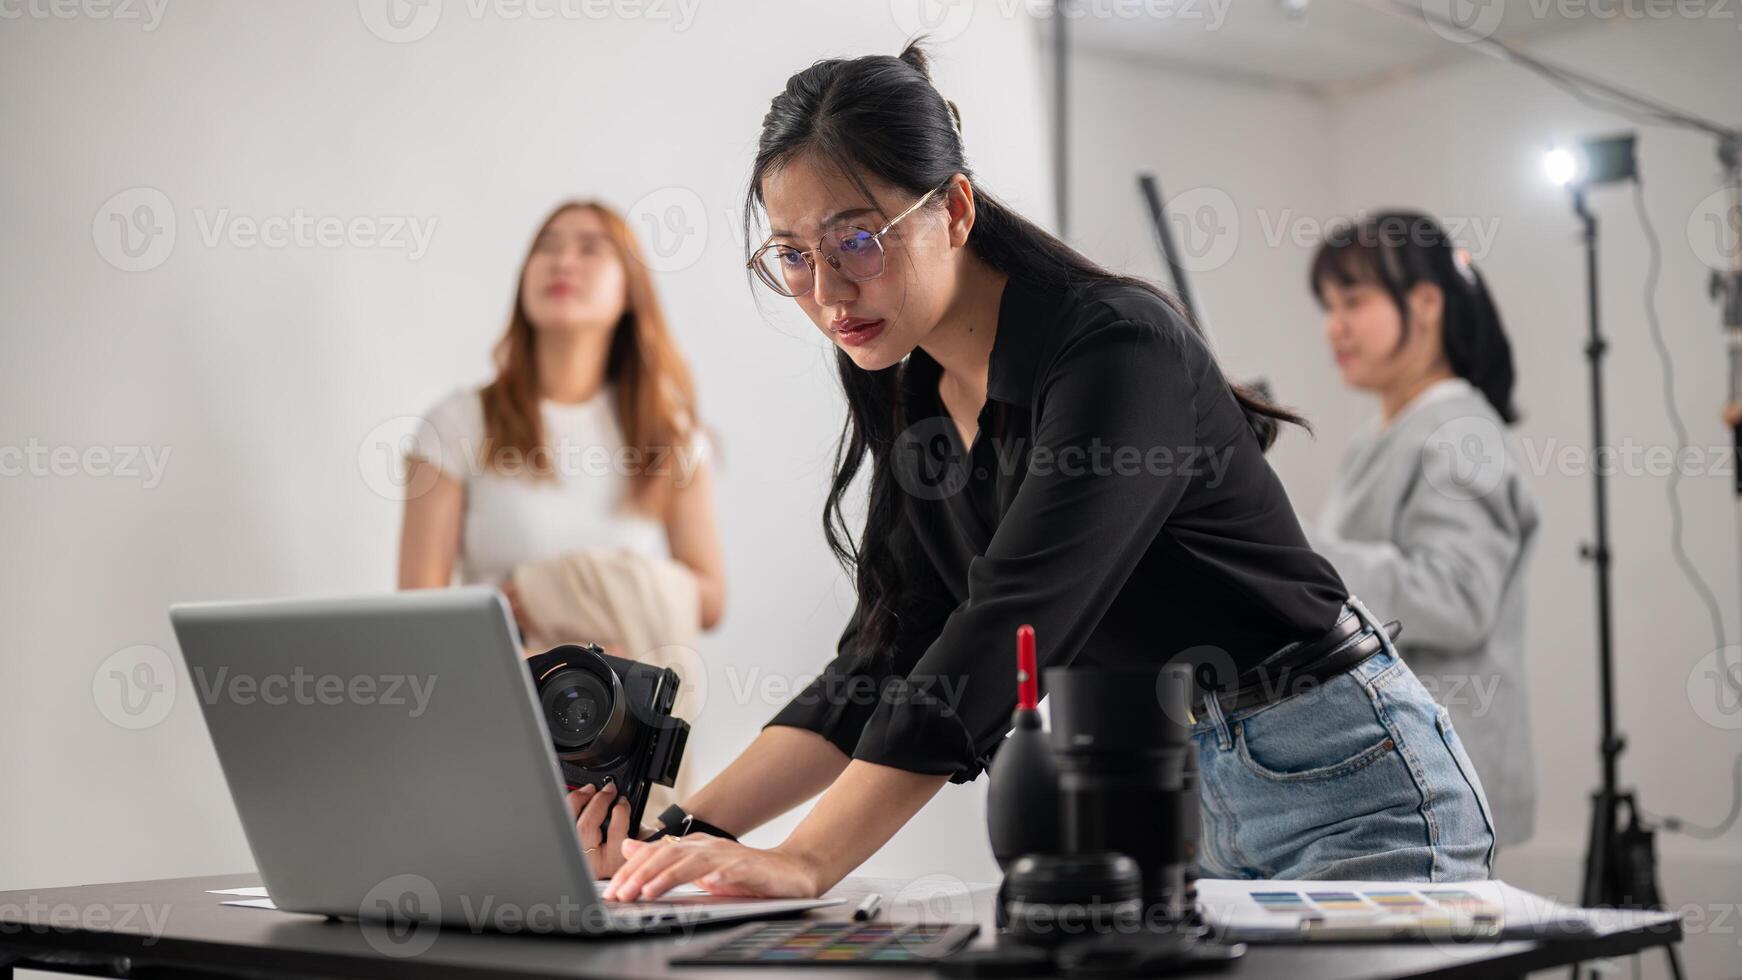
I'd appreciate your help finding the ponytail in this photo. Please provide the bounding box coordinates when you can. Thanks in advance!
[1443,260,1518,425]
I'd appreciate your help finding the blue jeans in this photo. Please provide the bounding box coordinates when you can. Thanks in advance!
[1193,596,1497,881]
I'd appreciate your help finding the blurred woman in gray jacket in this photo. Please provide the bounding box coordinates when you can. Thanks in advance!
[1307,211,1539,850]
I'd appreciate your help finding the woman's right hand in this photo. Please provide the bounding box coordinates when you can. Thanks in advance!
[567,783,634,879]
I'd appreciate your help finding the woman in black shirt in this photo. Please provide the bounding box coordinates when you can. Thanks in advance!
[578,42,1497,897]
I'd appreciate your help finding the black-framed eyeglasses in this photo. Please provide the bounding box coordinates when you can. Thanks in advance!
[747,186,944,298]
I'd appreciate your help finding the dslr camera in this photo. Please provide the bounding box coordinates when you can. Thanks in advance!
[525,643,690,832]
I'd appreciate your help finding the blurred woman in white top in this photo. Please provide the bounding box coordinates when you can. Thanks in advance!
[398,199,725,641]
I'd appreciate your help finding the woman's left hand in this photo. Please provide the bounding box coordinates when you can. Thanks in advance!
[602,835,823,901]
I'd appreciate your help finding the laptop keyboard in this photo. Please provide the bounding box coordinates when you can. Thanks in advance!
[605,895,747,928]
[606,895,732,913]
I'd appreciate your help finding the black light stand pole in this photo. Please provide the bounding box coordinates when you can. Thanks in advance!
[1137,173,1202,327]
[1567,172,1685,980]
[1571,182,1623,901]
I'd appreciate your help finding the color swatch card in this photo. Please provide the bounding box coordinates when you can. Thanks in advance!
[1197,878,1596,943]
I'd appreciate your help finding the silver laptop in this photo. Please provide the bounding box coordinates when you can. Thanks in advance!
[169,586,840,935]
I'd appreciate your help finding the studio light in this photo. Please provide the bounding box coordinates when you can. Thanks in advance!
[1544,146,1581,187]
[1544,134,1638,189]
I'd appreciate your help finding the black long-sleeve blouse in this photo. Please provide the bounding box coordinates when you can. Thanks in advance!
[767,273,1348,782]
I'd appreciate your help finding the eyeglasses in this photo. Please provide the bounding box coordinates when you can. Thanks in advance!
[747,186,944,298]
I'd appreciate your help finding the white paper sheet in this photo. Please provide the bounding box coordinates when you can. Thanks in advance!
[1195,878,1636,943]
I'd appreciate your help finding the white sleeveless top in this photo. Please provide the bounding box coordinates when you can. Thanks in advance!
[411,385,706,586]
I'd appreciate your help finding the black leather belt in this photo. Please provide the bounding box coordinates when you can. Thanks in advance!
[1190,612,1404,720]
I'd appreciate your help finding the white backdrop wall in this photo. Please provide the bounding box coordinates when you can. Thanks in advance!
[0,1,1054,894]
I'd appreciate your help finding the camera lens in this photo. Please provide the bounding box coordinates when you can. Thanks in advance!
[534,650,634,768]
[545,670,612,746]
[1045,664,1195,924]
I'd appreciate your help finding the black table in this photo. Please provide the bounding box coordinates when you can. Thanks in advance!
[0,873,1683,979]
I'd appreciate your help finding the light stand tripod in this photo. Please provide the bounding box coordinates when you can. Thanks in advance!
[1558,136,1685,980]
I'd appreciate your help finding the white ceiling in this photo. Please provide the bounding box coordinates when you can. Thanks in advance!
[1065,0,1599,93]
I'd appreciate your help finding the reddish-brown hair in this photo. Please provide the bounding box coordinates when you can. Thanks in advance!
[480,200,700,518]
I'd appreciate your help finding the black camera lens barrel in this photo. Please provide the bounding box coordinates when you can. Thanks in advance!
[1046,663,1192,752]
[533,647,636,769]
[1002,852,1143,948]
[1045,664,1196,922]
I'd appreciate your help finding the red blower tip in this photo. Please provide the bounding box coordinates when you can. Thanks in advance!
[1016,624,1038,711]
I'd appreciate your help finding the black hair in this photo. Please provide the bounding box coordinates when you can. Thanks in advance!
[1310,210,1519,425]
[744,40,1306,664]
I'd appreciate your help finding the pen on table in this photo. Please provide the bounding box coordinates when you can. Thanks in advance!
[852,893,883,921]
